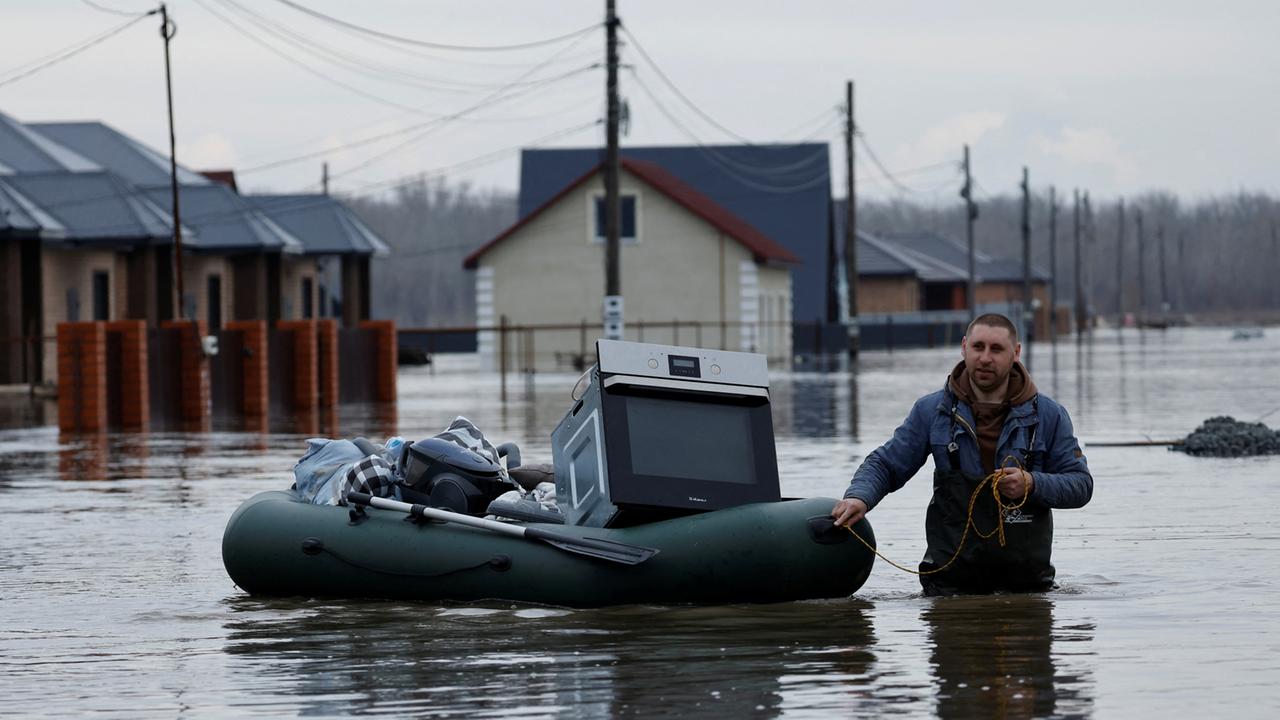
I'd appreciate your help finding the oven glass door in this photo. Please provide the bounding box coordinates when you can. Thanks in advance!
[601,383,780,510]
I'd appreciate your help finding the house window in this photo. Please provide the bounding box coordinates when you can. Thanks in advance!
[301,277,313,319]
[592,193,638,243]
[207,274,222,331]
[92,271,109,321]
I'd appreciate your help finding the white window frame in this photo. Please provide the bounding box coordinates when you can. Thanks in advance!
[587,190,642,245]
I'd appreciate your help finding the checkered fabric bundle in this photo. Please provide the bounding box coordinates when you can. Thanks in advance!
[342,454,397,500]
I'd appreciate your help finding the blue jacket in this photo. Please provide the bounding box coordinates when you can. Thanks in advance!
[844,383,1093,510]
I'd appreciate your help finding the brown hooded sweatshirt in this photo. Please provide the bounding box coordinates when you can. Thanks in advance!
[948,360,1038,475]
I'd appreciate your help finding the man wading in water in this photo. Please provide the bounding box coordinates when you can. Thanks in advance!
[832,313,1093,595]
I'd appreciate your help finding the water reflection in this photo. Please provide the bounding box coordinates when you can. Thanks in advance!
[221,599,878,717]
[925,594,1094,719]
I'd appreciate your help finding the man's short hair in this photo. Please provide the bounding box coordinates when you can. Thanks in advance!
[967,313,1018,343]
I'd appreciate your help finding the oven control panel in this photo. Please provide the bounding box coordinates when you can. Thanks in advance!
[596,339,769,388]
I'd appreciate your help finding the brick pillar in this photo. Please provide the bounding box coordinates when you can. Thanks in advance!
[56,322,107,432]
[104,320,149,430]
[317,318,338,408]
[161,320,210,426]
[277,319,318,412]
[360,319,397,403]
[226,320,268,423]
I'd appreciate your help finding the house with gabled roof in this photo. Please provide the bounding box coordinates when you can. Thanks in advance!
[247,193,390,327]
[516,144,831,354]
[25,119,319,326]
[465,156,799,370]
[1,111,194,384]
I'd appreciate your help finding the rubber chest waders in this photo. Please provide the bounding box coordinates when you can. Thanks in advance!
[919,393,1056,596]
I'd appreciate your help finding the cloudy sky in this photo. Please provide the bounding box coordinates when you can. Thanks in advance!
[4,0,1277,204]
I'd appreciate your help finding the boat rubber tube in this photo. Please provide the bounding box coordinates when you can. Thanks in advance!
[222,491,876,607]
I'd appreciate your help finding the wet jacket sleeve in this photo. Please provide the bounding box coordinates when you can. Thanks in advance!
[1029,401,1093,509]
[843,396,933,509]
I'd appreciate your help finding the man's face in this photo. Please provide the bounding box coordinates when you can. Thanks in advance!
[962,323,1021,393]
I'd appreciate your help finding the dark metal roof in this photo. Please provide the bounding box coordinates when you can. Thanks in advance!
[881,230,1050,283]
[141,185,303,254]
[248,194,390,256]
[832,200,1049,283]
[518,144,831,321]
[0,180,50,237]
[854,232,920,277]
[29,120,211,186]
[0,111,100,174]
[468,158,798,269]
[0,171,190,246]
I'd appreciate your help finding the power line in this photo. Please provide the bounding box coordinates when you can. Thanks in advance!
[235,61,598,175]
[215,0,598,94]
[269,0,600,52]
[79,0,152,18]
[0,12,154,89]
[192,0,439,115]
[622,26,761,146]
[27,119,602,235]
[626,72,832,194]
[856,134,956,195]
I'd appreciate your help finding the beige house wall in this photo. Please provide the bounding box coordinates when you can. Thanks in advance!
[40,246,118,383]
[280,255,319,320]
[179,255,232,329]
[858,276,920,313]
[478,170,792,371]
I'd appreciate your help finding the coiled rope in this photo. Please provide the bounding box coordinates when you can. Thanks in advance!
[842,456,1031,576]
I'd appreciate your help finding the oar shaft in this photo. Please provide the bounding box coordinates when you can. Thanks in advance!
[359,493,527,539]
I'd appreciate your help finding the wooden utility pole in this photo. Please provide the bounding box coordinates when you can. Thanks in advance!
[1136,209,1146,320]
[961,145,977,322]
[1158,224,1169,315]
[1083,191,1093,330]
[1115,199,1126,323]
[322,162,329,195]
[1020,167,1031,337]
[602,0,623,340]
[160,4,184,319]
[1073,189,1083,333]
[1048,186,1058,343]
[844,80,859,356]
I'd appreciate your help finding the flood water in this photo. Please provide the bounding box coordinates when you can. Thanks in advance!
[2,326,1278,718]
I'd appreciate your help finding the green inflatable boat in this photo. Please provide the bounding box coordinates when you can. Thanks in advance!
[221,491,876,607]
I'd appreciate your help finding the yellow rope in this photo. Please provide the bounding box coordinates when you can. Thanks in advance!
[842,455,1031,576]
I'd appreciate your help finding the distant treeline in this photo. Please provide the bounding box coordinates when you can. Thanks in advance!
[348,177,1280,327]
[346,178,516,328]
[858,190,1280,318]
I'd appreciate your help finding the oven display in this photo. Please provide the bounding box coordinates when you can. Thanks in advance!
[667,354,701,378]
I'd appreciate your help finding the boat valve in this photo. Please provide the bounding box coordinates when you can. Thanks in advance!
[301,537,325,556]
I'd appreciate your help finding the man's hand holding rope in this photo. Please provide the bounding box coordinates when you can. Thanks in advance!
[996,467,1034,500]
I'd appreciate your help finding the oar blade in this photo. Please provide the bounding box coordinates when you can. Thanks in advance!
[527,527,659,566]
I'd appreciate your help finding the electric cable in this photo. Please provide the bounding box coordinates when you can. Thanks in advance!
[229,16,601,176]
[35,119,602,235]
[246,62,598,179]
[215,0,597,94]
[626,73,831,194]
[79,0,152,18]
[623,67,833,181]
[193,0,440,115]
[269,0,600,52]
[622,25,765,147]
[857,133,951,195]
[0,12,154,89]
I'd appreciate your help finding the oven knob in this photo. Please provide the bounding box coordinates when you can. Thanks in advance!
[647,358,659,369]
[710,364,721,375]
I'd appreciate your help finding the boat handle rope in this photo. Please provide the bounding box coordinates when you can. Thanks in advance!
[842,455,1032,576]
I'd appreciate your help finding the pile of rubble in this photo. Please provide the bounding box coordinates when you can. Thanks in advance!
[1174,416,1280,457]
